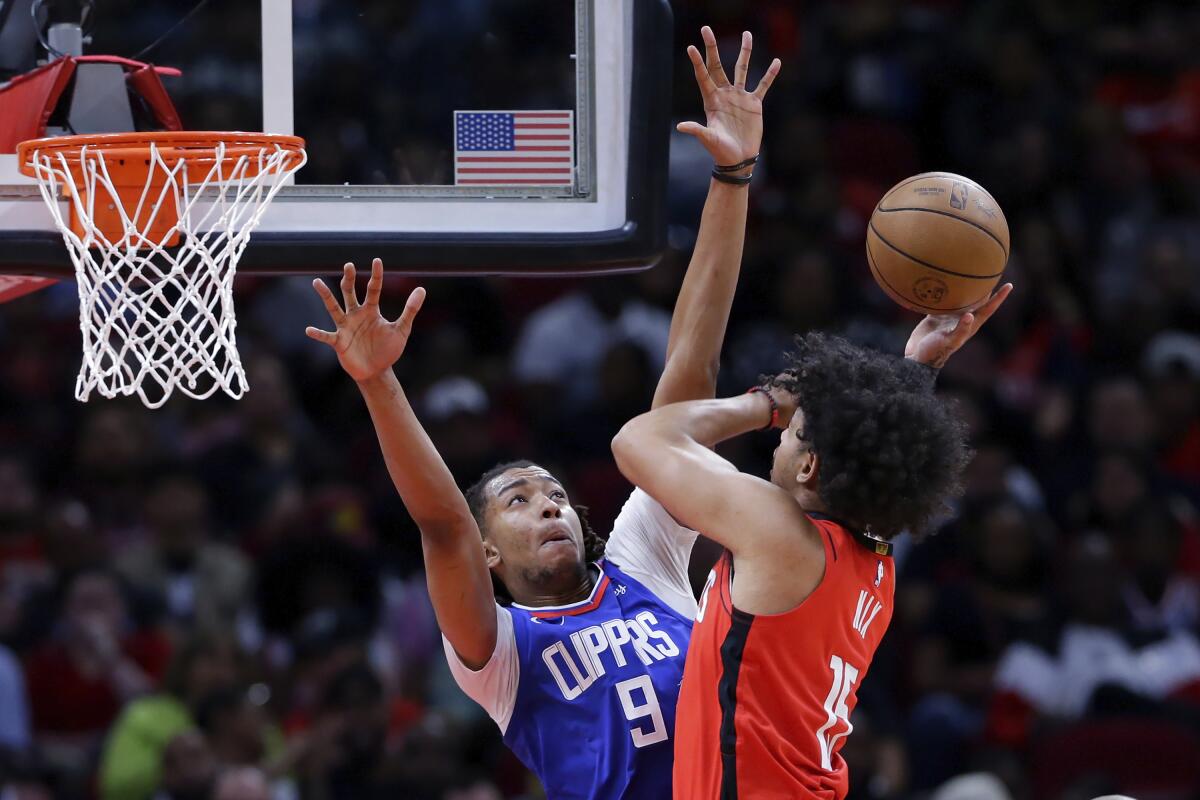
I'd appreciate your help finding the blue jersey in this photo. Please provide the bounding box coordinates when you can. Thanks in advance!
[504,559,692,799]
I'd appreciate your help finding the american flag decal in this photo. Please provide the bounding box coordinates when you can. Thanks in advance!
[454,111,575,186]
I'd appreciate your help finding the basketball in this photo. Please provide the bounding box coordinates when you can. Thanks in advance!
[866,172,1009,315]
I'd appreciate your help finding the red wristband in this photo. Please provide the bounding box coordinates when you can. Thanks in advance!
[746,386,779,431]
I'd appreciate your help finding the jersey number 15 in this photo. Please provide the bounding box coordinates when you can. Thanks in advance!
[816,654,859,770]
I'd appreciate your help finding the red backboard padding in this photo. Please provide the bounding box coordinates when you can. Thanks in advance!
[0,58,76,152]
[0,56,183,153]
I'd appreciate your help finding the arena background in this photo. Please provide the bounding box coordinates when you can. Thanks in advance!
[2,1,1200,798]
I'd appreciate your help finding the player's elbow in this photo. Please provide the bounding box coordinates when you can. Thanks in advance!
[611,419,651,483]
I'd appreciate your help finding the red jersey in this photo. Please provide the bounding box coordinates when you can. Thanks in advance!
[674,514,895,799]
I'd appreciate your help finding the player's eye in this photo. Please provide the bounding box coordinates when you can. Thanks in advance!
[550,490,566,501]
[508,495,526,506]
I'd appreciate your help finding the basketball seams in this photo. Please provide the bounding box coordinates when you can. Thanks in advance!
[866,233,989,314]
[867,222,1005,280]
[874,206,1009,260]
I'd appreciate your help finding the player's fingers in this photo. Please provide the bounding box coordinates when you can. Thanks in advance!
[311,279,345,324]
[753,58,782,100]
[733,31,752,89]
[365,258,384,308]
[340,263,360,310]
[677,121,718,152]
[686,45,717,96]
[973,282,1013,326]
[393,286,427,334]
[701,26,730,87]
[305,326,337,346]
[949,312,977,348]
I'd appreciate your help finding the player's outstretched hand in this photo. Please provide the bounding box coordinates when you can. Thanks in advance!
[679,26,782,168]
[306,258,426,383]
[904,283,1013,369]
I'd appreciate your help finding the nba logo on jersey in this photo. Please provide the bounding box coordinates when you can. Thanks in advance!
[875,560,884,587]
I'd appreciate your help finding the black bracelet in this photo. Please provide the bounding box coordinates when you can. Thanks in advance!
[746,386,779,430]
[714,154,759,173]
[712,169,753,186]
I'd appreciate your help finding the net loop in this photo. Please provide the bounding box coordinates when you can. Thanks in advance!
[18,133,306,408]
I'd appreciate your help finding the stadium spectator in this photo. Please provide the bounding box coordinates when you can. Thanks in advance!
[23,569,169,744]
[152,731,216,800]
[115,472,251,635]
[99,633,243,800]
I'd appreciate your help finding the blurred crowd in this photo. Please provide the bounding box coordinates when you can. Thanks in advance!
[4,0,1200,798]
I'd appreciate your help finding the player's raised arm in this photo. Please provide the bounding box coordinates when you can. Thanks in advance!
[652,27,781,408]
[614,284,1014,560]
[306,259,497,668]
[613,390,815,559]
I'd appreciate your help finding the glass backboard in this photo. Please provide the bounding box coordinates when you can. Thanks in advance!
[0,0,670,276]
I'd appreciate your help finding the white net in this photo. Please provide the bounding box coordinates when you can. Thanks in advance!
[24,137,306,409]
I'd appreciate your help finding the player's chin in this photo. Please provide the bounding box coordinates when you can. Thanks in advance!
[523,548,587,588]
[535,540,586,569]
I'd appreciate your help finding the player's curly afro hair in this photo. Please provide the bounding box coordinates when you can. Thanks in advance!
[465,460,606,605]
[767,332,971,539]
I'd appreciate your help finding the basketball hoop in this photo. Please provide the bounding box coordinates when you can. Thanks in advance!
[17,131,306,408]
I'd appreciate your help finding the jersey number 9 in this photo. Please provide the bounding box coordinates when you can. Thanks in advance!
[616,675,668,747]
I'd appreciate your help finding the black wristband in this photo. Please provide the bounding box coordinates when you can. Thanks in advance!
[713,169,753,186]
[714,154,759,173]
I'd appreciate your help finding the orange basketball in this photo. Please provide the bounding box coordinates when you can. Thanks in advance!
[866,172,1009,315]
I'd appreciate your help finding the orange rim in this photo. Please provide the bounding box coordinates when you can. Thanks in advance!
[16,131,307,176]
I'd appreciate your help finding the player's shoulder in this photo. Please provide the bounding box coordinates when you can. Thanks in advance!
[600,557,665,598]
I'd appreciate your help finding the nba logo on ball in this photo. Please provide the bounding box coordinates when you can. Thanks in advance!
[949,182,968,209]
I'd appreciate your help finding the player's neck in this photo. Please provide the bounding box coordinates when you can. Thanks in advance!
[793,486,826,515]
[514,563,596,608]
[795,489,867,532]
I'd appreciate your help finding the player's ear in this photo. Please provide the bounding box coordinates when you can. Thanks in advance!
[796,449,819,488]
[482,537,502,569]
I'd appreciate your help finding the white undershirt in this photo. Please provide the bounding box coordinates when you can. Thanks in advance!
[442,489,699,732]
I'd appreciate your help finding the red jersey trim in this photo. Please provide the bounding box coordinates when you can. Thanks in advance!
[517,572,611,618]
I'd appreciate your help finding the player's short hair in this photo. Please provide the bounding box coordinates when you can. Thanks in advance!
[767,332,971,539]
[465,460,606,604]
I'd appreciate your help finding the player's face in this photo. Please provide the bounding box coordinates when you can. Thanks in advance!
[770,407,817,491]
[481,465,587,589]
